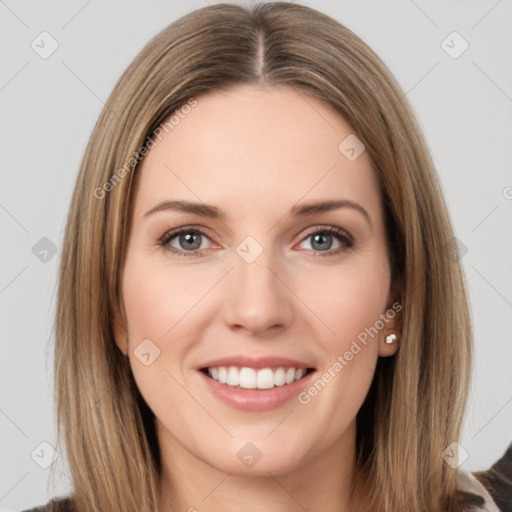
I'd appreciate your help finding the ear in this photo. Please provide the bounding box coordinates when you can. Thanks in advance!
[111,298,129,356]
[378,287,402,357]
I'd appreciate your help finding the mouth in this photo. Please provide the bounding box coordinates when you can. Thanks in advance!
[199,366,317,390]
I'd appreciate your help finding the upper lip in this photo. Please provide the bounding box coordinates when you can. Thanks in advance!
[198,355,316,370]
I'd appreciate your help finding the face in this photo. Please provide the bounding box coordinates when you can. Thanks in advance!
[113,84,399,478]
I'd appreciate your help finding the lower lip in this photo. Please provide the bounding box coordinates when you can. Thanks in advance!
[197,369,316,412]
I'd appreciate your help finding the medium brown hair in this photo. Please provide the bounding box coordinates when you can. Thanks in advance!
[53,3,482,511]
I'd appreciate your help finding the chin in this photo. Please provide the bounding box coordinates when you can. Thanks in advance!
[203,437,308,477]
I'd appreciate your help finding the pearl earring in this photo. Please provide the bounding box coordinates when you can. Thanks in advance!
[385,333,398,344]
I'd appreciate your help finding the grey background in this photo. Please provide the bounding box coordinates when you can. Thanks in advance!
[1,0,511,510]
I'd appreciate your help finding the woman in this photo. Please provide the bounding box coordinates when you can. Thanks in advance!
[22,2,507,511]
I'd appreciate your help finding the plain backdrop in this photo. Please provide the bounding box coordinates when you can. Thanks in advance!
[1,0,511,510]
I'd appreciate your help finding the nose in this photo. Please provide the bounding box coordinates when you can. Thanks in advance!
[222,248,294,336]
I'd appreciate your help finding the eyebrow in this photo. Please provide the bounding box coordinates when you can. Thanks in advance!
[143,199,372,227]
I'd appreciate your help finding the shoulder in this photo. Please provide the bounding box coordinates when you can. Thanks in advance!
[458,470,503,512]
[19,497,73,512]
[473,444,512,512]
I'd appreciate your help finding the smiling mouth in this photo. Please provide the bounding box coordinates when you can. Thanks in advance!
[199,366,316,390]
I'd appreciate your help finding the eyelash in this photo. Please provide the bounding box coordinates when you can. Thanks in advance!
[158,225,354,258]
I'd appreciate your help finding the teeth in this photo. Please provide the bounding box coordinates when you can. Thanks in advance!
[206,366,309,389]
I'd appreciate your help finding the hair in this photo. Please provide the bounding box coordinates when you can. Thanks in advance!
[52,2,484,511]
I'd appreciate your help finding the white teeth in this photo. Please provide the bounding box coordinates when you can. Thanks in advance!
[226,366,239,386]
[274,367,286,386]
[206,366,309,389]
[256,368,274,389]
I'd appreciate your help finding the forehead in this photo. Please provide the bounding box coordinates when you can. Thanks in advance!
[134,85,380,220]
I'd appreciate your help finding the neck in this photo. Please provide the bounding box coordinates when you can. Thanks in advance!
[157,420,359,512]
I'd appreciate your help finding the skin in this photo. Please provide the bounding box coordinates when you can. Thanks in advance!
[113,84,400,512]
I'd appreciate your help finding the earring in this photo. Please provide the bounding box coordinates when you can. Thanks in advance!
[385,333,398,345]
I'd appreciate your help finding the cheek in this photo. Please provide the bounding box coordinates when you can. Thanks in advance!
[302,255,391,349]
[289,252,390,445]
[120,256,195,384]
[121,259,201,418]
[122,254,206,343]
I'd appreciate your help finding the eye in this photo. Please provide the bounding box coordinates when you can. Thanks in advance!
[296,226,354,256]
[159,225,354,258]
[159,227,214,257]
